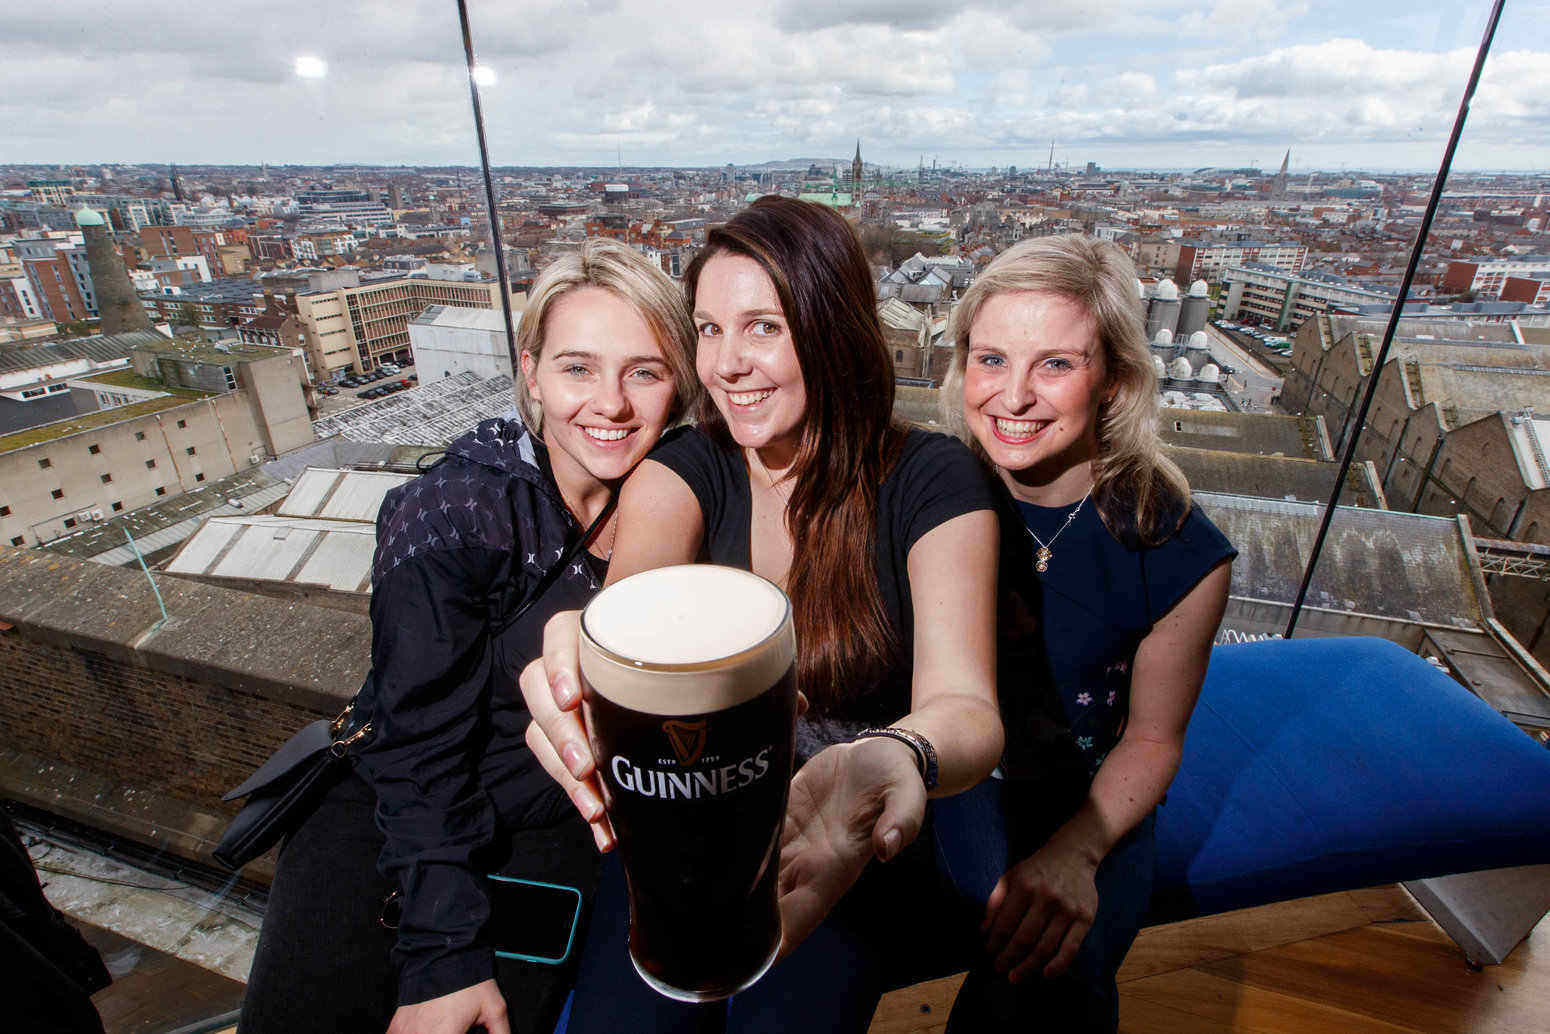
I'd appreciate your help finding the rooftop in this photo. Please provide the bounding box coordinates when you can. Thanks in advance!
[1159,408,1327,459]
[163,515,378,594]
[311,371,518,446]
[135,335,290,366]
[0,393,201,454]
[38,466,286,563]
[1169,446,1383,508]
[0,328,166,377]
[79,367,213,398]
[138,278,264,305]
[409,304,513,332]
[1197,492,1482,629]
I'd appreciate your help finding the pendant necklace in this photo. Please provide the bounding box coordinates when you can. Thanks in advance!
[1026,487,1092,573]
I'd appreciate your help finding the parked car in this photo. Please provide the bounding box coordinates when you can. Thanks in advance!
[381,363,400,374]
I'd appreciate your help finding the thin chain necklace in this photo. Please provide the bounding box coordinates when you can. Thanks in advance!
[1025,487,1092,573]
[582,508,618,561]
[597,512,618,561]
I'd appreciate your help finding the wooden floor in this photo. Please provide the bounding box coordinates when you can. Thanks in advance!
[868,886,1549,1034]
[72,884,1546,1033]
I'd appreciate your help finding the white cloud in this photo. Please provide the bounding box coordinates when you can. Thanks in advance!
[3,2,1548,169]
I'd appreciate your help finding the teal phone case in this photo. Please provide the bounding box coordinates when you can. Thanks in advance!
[485,874,583,965]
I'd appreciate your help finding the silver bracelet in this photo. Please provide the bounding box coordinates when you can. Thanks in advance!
[854,727,939,791]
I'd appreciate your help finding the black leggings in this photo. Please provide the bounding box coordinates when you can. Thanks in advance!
[238,769,598,1034]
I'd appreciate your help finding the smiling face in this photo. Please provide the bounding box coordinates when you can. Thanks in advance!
[691,252,808,469]
[962,290,1111,505]
[521,285,679,491]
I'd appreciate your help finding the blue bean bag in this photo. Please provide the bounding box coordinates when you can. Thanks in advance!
[1150,636,1550,924]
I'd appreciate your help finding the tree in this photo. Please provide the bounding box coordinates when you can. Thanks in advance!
[175,302,206,341]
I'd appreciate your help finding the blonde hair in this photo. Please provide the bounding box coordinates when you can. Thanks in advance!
[515,239,699,433]
[942,234,1190,546]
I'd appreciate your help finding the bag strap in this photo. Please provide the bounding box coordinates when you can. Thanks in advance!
[492,495,617,639]
[335,495,617,754]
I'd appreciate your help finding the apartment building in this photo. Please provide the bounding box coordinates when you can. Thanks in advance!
[1442,257,1550,299]
[294,274,506,377]
[139,278,268,331]
[294,189,393,227]
[1222,264,1396,332]
[27,179,74,207]
[1175,240,1307,284]
[17,237,92,322]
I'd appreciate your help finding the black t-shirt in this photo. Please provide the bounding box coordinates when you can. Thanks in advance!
[1005,497,1236,778]
[650,425,998,738]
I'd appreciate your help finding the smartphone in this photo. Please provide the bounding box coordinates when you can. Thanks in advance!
[483,874,584,966]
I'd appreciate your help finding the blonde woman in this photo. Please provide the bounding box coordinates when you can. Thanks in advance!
[934,234,1236,1031]
[239,240,699,1034]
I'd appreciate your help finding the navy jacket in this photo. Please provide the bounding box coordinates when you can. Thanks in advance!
[354,418,604,1005]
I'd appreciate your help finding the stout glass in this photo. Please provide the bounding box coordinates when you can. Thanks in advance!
[579,564,798,1002]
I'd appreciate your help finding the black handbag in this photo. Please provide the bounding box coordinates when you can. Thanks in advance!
[212,701,369,870]
[212,498,616,871]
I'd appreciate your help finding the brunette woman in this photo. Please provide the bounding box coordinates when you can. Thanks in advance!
[519,196,1005,1032]
[935,234,1236,1031]
[237,241,699,1034]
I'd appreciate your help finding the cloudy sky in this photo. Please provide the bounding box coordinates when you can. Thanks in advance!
[7,1,1550,172]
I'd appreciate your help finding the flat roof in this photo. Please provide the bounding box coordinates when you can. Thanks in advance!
[134,336,288,365]
[38,466,285,562]
[0,328,166,377]
[409,305,514,332]
[79,368,213,398]
[0,393,200,454]
[138,278,264,304]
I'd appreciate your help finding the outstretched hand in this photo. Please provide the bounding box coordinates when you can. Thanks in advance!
[385,979,509,1034]
[776,736,926,956]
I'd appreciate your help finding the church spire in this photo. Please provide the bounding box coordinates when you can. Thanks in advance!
[851,140,863,194]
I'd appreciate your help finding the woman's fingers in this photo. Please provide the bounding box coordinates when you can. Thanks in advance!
[1036,917,1092,981]
[870,764,926,862]
[1004,910,1068,980]
[517,609,616,851]
[982,877,1031,958]
[518,657,593,782]
[523,721,615,851]
[540,610,584,709]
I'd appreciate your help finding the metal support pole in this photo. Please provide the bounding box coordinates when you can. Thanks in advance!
[456,0,520,375]
[1284,0,1506,639]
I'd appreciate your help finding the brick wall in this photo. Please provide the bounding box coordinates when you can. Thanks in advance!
[0,632,332,806]
[0,545,369,861]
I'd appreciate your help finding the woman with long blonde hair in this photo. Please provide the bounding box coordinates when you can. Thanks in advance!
[934,233,1236,1031]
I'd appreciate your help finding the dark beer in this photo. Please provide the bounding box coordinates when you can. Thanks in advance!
[580,565,797,1002]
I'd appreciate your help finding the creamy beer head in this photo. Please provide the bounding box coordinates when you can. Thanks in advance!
[578,564,798,1002]
[580,565,795,716]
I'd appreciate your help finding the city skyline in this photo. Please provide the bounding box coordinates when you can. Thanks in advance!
[7,2,1550,171]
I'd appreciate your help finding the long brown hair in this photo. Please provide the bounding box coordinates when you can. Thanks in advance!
[942,234,1190,547]
[686,196,906,708]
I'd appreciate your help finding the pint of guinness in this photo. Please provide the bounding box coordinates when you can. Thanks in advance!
[579,564,798,1002]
